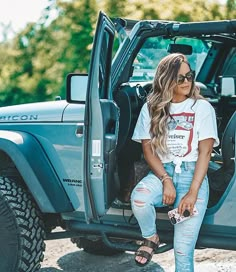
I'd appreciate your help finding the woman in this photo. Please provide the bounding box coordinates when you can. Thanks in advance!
[131,53,219,271]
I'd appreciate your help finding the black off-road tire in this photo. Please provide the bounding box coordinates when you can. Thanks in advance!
[71,237,123,256]
[0,176,46,271]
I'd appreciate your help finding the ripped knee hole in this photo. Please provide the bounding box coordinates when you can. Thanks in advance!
[135,187,150,193]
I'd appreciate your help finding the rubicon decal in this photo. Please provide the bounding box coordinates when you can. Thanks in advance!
[0,115,38,121]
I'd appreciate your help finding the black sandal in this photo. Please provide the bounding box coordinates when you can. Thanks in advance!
[135,239,160,267]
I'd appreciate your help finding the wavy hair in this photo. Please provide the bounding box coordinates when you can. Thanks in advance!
[147,53,203,155]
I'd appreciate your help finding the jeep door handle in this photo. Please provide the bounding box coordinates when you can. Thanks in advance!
[75,124,84,137]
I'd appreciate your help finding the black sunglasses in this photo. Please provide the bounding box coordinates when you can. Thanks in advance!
[177,71,195,85]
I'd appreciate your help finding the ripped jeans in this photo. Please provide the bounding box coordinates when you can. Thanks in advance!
[131,161,209,272]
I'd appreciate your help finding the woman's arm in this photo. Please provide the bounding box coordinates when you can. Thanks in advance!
[142,139,176,205]
[178,138,214,215]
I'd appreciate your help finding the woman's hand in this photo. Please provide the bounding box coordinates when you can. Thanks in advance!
[162,178,176,205]
[177,138,215,216]
[178,190,198,216]
[141,139,176,206]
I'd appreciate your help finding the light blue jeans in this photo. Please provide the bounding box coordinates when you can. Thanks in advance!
[131,161,209,272]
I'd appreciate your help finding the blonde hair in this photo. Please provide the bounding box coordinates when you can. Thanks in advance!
[147,53,203,155]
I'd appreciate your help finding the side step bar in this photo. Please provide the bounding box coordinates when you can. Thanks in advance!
[46,220,236,252]
[67,220,173,253]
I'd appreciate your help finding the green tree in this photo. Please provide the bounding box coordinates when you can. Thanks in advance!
[226,0,236,19]
[0,0,233,106]
[54,0,97,96]
[103,0,128,17]
[0,0,97,104]
[123,0,228,21]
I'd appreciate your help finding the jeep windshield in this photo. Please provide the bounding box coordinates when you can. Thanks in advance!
[130,36,210,82]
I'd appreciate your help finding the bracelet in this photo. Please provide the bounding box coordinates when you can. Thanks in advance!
[160,173,172,183]
[161,176,172,183]
[160,173,168,181]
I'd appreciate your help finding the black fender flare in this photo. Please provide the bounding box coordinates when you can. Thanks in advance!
[0,130,73,213]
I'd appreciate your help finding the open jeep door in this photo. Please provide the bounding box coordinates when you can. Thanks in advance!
[83,12,119,221]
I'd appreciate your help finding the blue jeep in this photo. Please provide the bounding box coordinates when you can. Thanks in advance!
[0,11,235,271]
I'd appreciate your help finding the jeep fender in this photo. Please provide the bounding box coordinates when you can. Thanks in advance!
[0,130,73,213]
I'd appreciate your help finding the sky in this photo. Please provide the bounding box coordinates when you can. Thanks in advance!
[0,0,49,40]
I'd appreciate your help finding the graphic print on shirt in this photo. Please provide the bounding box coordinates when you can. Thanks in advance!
[167,112,195,157]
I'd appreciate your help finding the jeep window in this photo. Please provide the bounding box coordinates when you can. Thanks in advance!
[99,29,114,99]
[222,48,236,77]
[130,36,211,82]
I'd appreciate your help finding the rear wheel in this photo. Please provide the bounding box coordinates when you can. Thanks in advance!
[0,176,46,271]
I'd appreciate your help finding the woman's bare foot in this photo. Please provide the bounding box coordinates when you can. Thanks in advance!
[135,234,160,266]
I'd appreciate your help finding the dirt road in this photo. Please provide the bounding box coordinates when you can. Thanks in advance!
[40,238,236,272]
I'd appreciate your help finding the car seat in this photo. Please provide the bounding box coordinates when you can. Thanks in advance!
[114,83,147,201]
[208,111,236,207]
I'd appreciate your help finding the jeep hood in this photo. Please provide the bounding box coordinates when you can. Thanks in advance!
[0,100,69,123]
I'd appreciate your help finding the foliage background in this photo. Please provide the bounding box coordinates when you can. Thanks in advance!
[0,0,235,106]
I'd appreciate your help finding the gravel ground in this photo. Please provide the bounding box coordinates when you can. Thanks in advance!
[40,238,236,272]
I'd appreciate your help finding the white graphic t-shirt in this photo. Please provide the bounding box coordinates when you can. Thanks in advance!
[132,98,219,172]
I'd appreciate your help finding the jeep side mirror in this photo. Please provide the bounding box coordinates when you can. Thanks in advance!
[221,77,235,96]
[66,73,88,103]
